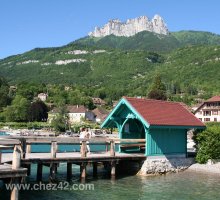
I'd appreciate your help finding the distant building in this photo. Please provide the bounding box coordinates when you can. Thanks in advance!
[67,105,95,123]
[112,101,119,108]
[48,105,95,124]
[37,93,48,102]
[9,86,17,91]
[194,96,220,122]
[92,98,106,106]
[92,107,109,123]
[64,86,70,91]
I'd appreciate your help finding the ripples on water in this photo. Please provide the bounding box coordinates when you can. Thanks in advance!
[1,165,220,200]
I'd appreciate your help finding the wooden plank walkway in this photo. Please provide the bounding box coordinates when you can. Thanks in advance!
[1,152,146,164]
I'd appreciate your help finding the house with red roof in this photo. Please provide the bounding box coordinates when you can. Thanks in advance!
[101,97,205,157]
[194,96,220,122]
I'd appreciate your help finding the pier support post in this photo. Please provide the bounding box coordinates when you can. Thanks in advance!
[20,139,26,159]
[111,161,116,179]
[80,141,87,158]
[50,141,57,181]
[10,178,19,200]
[37,163,43,182]
[80,162,87,180]
[50,164,56,181]
[93,162,97,177]
[12,145,21,170]
[51,141,57,158]
[26,144,31,154]
[67,163,72,181]
[25,164,31,176]
[11,145,22,200]
[0,152,2,164]
[110,140,115,157]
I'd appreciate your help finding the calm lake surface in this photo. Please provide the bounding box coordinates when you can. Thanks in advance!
[1,164,220,200]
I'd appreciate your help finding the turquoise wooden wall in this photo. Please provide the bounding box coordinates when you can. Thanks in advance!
[146,128,187,156]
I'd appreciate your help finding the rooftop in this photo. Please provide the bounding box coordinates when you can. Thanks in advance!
[205,96,220,103]
[124,97,205,127]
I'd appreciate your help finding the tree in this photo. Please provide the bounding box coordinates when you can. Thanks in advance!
[0,77,11,111]
[194,124,220,164]
[29,100,48,122]
[148,75,167,100]
[3,95,30,122]
[51,106,68,132]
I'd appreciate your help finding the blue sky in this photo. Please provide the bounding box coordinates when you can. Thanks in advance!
[1,0,220,59]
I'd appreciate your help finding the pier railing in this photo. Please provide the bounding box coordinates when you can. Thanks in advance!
[0,136,146,200]
[0,136,146,158]
[0,136,146,179]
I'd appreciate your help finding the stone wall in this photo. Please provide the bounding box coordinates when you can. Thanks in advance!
[137,157,195,176]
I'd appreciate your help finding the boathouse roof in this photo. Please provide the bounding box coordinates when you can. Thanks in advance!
[102,97,205,128]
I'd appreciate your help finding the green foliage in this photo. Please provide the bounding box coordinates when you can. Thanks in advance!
[50,106,68,132]
[194,124,220,163]
[3,95,30,122]
[1,31,220,104]
[148,75,167,100]
[76,31,180,52]
[172,31,220,46]
[0,77,11,111]
[29,100,48,122]
[0,122,50,129]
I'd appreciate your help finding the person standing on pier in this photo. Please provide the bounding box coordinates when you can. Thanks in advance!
[79,128,91,154]
[85,128,91,154]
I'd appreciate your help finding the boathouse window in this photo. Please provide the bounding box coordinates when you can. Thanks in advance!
[124,123,130,133]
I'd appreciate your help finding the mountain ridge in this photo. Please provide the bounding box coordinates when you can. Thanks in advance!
[89,15,169,37]
[1,30,220,98]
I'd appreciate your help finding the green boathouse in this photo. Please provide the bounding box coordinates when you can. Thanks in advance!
[101,97,205,157]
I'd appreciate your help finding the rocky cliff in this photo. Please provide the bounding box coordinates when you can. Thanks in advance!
[89,15,169,37]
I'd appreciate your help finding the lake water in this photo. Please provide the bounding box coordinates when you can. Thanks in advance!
[0,131,9,136]
[1,133,220,199]
[1,169,220,200]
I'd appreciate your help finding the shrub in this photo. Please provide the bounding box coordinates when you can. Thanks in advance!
[195,124,220,163]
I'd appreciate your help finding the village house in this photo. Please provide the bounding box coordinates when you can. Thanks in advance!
[67,105,95,123]
[194,96,220,122]
[37,93,48,102]
[92,97,106,106]
[48,105,95,124]
[92,107,109,123]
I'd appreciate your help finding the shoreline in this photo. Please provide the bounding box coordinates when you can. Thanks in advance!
[187,162,220,175]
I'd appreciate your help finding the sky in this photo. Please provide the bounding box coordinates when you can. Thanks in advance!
[1,0,220,59]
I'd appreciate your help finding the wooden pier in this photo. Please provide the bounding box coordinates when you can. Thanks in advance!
[0,136,146,199]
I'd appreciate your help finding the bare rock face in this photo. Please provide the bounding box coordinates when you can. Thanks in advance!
[89,15,169,37]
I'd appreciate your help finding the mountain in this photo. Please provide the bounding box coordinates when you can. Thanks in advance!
[1,28,220,98]
[75,31,220,52]
[172,31,220,46]
[89,15,169,37]
[1,41,220,96]
[75,31,180,52]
